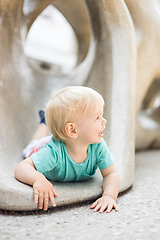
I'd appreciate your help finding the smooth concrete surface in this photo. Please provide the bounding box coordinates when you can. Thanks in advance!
[0,150,160,240]
[0,0,136,210]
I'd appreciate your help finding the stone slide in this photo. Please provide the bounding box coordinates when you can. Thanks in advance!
[0,0,159,211]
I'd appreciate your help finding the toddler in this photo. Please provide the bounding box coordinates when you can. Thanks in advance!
[14,86,120,213]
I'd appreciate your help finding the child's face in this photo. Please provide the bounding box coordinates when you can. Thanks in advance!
[75,101,106,145]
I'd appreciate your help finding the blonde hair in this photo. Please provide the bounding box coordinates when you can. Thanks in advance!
[45,86,104,142]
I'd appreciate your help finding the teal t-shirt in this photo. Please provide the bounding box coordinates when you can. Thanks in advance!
[30,137,114,182]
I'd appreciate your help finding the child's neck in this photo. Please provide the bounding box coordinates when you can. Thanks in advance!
[64,141,88,164]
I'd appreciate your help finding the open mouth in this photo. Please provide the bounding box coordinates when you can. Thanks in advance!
[98,132,103,137]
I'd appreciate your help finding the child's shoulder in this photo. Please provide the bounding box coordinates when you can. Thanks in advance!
[43,137,64,151]
[90,138,108,150]
[32,137,65,161]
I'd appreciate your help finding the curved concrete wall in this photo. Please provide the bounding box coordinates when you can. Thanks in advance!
[125,0,160,149]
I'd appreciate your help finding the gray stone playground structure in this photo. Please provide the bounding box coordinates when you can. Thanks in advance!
[0,0,160,211]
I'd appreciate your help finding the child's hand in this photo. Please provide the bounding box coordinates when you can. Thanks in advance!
[33,177,58,211]
[90,195,118,213]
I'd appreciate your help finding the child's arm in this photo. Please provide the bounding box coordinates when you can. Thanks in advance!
[90,163,120,213]
[14,157,58,210]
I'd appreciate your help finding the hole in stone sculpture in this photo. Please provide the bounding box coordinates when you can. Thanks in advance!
[24,5,78,75]
[138,79,160,131]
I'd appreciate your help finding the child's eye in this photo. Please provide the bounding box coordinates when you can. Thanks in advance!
[95,116,100,120]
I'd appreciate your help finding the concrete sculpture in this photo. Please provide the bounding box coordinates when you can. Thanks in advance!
[0,0,158,211]
[124,0,160,149]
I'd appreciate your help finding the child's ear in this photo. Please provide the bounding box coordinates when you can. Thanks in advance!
[65,123,78,138]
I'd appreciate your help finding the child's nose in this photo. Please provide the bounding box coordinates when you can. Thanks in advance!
[102,118,107,125]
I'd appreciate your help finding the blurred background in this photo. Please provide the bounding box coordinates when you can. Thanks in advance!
[23,4,78,75]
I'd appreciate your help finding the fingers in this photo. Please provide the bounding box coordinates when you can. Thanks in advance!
[49,191,56,208]
[34,189,39,204]
[34,188,58,211]
[93,203,102,212]
[90,200,98,209]
[105,203,114,213]
[38,191,44,210]
[113,202,119,212]
[43,192,49,211]
[90,197,119,213]
[52,188,58,197]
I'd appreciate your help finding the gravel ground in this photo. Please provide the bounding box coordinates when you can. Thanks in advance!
[0,149,160,240]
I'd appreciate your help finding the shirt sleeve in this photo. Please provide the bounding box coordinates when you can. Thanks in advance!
[97,139,114,170]
[30,145,58,174]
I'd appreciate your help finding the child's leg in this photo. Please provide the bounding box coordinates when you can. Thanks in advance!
[22,111,50,159]
[32,123,49,140]
[32,110,48,140]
